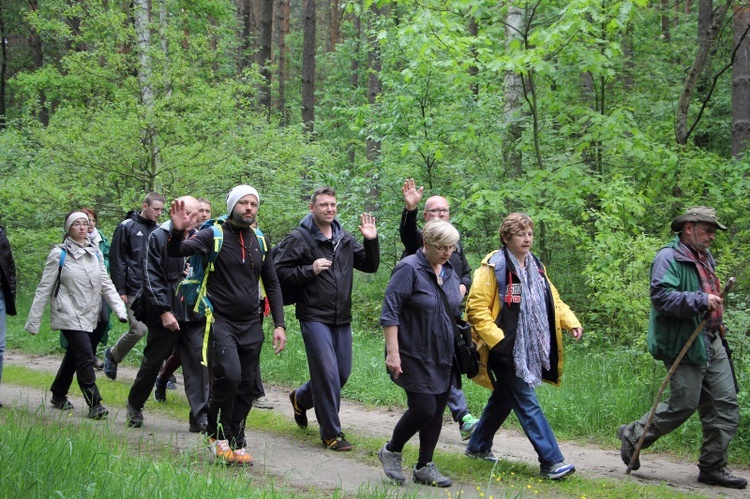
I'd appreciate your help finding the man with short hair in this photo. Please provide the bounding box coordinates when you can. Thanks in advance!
[104,192,166,380]
[400,178,479,441]
[197,198,212,223]
[168,185,286,465]
[125,196,209,433]
[617,207,746,490]
[274,186,379,451]
[0,223,16,409]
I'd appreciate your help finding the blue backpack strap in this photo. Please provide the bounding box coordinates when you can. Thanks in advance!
[198,219,224,366]
[53,248,67,297]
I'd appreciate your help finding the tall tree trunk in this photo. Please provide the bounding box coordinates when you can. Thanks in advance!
[732,2,750,158]
[274,0,290,124]
[0,3,7,129]
[661,0,671,42]
[675,0,731,145]
[28,1,48,125]
[348,2,361,164]
[302,0,316,134]
[258,0,273,119]
[329,0,340,50]
[622,21,634,90]
[502,3,524,178]
[134,0,158,190]
[158,0,171,97]
[365,3,382,212]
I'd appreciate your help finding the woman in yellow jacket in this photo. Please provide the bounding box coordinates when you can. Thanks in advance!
[464,213,583,480]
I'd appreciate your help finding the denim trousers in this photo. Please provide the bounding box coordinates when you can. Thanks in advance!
[467,367,564,467]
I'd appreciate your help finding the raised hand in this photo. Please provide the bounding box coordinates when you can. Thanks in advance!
[402,178,424,211]
[358,212,377,240]
[170,198,197,231]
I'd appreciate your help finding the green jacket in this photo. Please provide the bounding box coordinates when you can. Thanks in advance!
[647,236,713,366]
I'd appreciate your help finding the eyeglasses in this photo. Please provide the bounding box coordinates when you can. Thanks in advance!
[431,243,456,253]
[71,221,89,228]
[693,224,717,235]
[425,208,450,215]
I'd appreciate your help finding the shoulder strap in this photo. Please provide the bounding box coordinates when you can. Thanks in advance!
[53,248,67,298]
[293,227,320,260]
[253,227,267,260]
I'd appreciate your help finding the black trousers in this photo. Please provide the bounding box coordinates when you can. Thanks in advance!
[128,320,209,421]
[208,319,263,447]
[51,325,106,407]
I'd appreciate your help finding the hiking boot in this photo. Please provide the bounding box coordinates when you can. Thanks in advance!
[103,347,118,380]
[188,413,207,434]
[540,461,575,480]
[697,467,748,489]
[166,380,178,390]
[168,374,177,384]
[253,396,273,410]
[209,438,235,464]
[51,396,74,411]
[460,413,479,441]
[322,432,353,451]
[289,390,307,429]
[126,404,143,428]
[617,424,640,471]
[465,448,499,463]
[378,442,405,484]
[88,404,109,420]
[154,380,167,403]
[231,448,254,466]
[412,462,452,487]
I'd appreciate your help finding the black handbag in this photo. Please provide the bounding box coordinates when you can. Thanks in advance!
[434,278,480,378]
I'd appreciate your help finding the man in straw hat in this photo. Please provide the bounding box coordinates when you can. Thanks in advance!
[617,207,746,489]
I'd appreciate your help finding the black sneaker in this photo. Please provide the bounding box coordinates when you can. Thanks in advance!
[88,404,109,420]
[697,467,747,489]
[289,390,307,429]
[51,396,74,411]
[188,412,207,433]
[126,404,143,428]
[154,380,167,403]
[617,424,640,471]
[322,432,352,451]
[103,347,118,380]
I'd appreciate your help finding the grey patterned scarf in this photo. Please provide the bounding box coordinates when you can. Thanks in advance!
[507,251,551,387]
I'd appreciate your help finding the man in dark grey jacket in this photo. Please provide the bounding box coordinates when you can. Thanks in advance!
[125,196,209,432]
[274,186,379,451]
[104,192,165,380]
[0,224,17,409]
[400,178,479,442]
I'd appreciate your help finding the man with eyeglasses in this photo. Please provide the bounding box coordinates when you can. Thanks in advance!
[104,192,166,380]
[399,178,479,442]
[617,207,746,489]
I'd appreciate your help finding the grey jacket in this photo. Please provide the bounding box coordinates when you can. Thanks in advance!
[25,237,126,334]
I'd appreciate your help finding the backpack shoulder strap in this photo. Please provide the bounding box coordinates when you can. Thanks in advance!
[54,248,67,297]
[253,227,267,261]
[293,227,319,260]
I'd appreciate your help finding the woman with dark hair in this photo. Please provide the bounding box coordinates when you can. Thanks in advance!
[25,211,127,419]
[464,212,583,480]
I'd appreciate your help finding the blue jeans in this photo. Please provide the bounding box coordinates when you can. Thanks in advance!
[295,321,353,440]
[467,369,564,467]
[0,293,5,384]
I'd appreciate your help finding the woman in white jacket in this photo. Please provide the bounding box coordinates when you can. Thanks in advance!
[25,211,127,419]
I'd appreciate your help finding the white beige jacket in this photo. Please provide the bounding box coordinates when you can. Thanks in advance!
[25,237,126,334]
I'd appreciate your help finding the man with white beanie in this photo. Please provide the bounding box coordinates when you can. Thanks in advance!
[168,185,287,466]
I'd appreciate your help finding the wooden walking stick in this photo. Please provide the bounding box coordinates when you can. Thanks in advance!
[626,277,736,474]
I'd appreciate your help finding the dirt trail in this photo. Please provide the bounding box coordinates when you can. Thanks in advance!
[2,351,747,498]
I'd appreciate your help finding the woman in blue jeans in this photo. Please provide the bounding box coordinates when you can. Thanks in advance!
[464,213,583,480]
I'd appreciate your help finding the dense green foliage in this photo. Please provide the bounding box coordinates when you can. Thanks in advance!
[2,0,750,467]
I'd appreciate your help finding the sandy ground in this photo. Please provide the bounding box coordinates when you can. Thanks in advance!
[1,350,748,498]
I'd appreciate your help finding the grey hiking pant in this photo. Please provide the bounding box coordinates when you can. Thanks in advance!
[109,295,148,363]
[622,333,739,472]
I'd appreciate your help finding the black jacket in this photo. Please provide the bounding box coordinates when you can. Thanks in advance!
[136,222,204,327]
[110,211,158,296]
[274,213,380,324]
[399,208,472,291]
[0,225,17,316]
